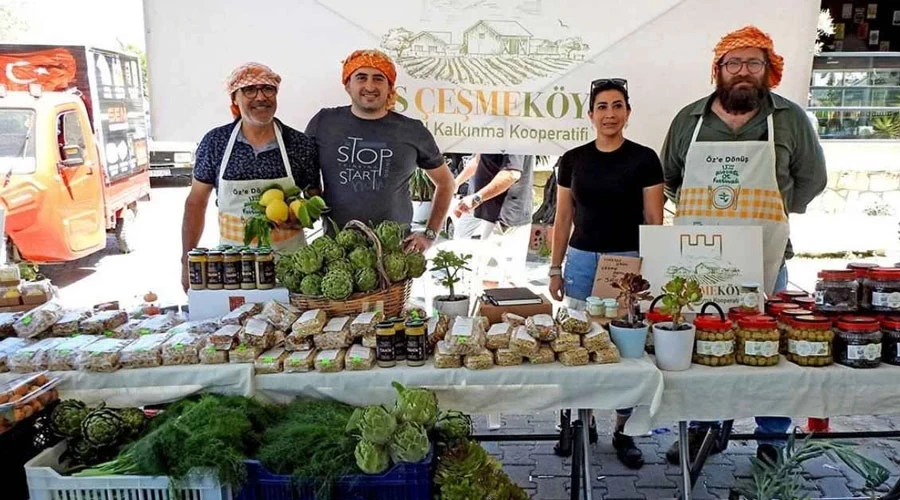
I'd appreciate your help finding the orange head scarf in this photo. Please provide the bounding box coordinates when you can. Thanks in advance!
[341,49,398,110]
[712,26,784,89]
[226,62,282,119]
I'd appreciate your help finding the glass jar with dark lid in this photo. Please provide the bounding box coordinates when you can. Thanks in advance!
[862,268,900,313]
[814,270,859,313]
[833,316,882,368]
[881,316,900,366]
[847,263,879,307]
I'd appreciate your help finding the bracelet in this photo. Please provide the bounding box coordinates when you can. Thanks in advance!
[548,267,563,278]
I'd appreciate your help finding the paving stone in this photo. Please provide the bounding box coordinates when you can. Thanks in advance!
[633,488,676,499]
[533,453,568,476]
[501,465,537,490]
[731,454,754,478]
[802,455,847,478]
[533,476,569,500]
[501,444,538,466]
[817,476,854,498]
[698,465,738,490]
[633,464,678,489]
[599,476,642,499]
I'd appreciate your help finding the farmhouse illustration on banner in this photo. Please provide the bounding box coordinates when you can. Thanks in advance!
[665,234,742,286]
[381,19,589,85]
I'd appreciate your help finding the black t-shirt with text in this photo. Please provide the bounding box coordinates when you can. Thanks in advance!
[557,140,664,253]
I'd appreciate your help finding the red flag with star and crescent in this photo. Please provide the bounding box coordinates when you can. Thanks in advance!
[0,47,78,91]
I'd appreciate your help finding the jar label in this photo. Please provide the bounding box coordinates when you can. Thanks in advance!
[788,339,829,357]
[241,261,257,284]
[223,261,241,285]
[207,261,224,285]
[741,292,759,309]
[847,343,881,361]
[406,334,425,362]
[872,292,900,309]
[258,260,276,286]
[189,261,205,285]
[814,290,825,305]
[376,334,395,362]
[696,340,734,356]
[744,340,778,357]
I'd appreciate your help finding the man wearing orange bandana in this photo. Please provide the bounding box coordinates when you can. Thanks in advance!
[661,26,827,466]
[305,49,455,252]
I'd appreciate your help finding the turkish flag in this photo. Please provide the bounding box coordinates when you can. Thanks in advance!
[0,48,77,91]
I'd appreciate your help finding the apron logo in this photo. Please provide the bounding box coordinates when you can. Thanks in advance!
[709,185,738,210]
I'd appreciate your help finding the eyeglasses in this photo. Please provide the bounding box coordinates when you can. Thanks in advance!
[719,59,767,75]
[591,78,628,91]
[239,84,278,98]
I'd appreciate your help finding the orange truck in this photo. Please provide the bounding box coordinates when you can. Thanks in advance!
[0,44,151,262]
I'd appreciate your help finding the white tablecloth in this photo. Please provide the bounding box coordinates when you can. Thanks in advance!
[651,357,900,426]
[0,364,255,407]
[257,356,664,434]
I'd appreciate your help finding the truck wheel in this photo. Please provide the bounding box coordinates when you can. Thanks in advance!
[115,205,138,254]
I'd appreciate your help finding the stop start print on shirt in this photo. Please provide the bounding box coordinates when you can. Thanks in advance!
[336,136,393,192]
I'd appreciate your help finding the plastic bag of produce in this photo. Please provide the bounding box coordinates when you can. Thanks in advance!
[258,301,301,331]
[525,314,558,342]
[254,347,288,374]
[229,344,262,364]
[292,309,328,337]
[221,302,262,326]
[14,301,65,338]
[51,310,92,336]
[591,344,621,364]
[464,350,494,370]
[47,335,102,371]
[582,323,613,352]
[160,332,204,366]
[0,337,30,372]
[526,344,555,364]
[556,308,591,334]
[284,349,317,373]
[199,345,229,364]
[314,317,352,350]
[240,316,275,350]
[509,326,539,357]
[315,348,346,372]
[346,345,375,371]
[559,347,590,366]
[79,310,129,335]
[351,311,384,339]
[494,348,523,367]
[445,316,486,355]
[484,322,512,350]
[433,341,462,369]
[76,338,132,372]
[209,324,242,350]
[135,312,182,336]
[120,333,170,369]
[550,332,581,353]
[501,312,526,328]
[9,337,65,372]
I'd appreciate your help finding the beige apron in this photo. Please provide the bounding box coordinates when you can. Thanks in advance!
[675,114,789,295]
[217,120,306,251]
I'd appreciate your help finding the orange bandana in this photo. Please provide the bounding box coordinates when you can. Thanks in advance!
[227,62,281,119]
[712,26,783,89]
[341,49,398,110]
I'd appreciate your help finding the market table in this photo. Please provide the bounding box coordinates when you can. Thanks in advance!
[0,364,255,407]
[257,355,664,500]
[652,359,900,500]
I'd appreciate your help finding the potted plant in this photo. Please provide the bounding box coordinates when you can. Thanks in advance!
[430,249,472,318]
[409,169,435,224]
[652,277,703,371]
[608,273,653,358]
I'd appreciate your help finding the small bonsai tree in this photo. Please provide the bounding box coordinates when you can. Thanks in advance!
[429,250,472,301]
[657,277,703,330]
[610,273,653,328]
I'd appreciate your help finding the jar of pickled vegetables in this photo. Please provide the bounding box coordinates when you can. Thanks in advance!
[777,290,809,302]
[862,268,900,313]
[765,300,795,318]
[793,296,816,311]
[693,303,734,367]
[777,308,809,355]
[833,316,882,369]
[786,315,833,367]
[735,315,780,367]
[814,270,859,313]
[882,316,900,366]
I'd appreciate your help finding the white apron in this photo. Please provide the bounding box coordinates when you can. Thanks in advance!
[675,114,789,295]
[217,120,306,251]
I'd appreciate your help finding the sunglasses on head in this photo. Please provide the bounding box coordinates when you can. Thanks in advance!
[591,78,628,91]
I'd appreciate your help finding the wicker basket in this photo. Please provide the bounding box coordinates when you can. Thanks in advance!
[289,220,412,317]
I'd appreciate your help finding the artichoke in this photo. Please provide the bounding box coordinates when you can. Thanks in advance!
[300,274,323,296]
[375,221,404,251]
[326,259,354,276]
[296,246,324,274]
[311,236,345,263]
[382,252,408,282]
[117,407,147,438]
[50,400,89,438]
[388,421,430,464]
[80,406,125,448]
[278,266,305,293]
[349,405,397,445]
[321,269,354,300]
[68,438,104,466]
[434,410,473,444]
[355,267,379,293]
[355,439,391,474]
[392,381,438,428]
[336,228,367,250]
[405,251,427,278]
[349,246,377,270]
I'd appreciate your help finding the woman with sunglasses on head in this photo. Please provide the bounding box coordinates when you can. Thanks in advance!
[548,78,664,469]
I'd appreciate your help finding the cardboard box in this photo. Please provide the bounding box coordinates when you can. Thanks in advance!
[188,287,290,321]
[475,293,553,324]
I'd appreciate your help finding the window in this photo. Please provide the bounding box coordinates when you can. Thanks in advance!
[0,109,37,174]
[808,54,900,139]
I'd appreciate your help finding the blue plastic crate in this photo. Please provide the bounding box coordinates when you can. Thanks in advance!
[235,446,433,500]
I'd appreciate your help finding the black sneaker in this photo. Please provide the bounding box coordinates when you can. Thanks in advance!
[756,444,779,465]
[612,432,644,469]
[665,429,727,465]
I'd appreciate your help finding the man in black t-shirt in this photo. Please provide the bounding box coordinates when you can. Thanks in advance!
[453,154,534,287]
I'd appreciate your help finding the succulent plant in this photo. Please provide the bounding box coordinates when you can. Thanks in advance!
[321,269,354,300]
[382,252,408,282]
[405,251,426,279]
[355,267,379,293]
[300,274,323,296]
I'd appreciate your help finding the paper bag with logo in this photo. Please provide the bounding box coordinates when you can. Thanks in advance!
[591,255,642,304]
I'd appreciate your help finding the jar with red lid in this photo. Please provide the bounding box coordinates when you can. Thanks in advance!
[693,303,734,366]
[882,316,900,366]
[814,270,859,313]
[765,300,797,317]
[728,306,757,324]
[792,296,817,311]
[644,296,671,354]
[778,290,809,302]
[735,315,780,366]
[833,316,882,368]
[862,268,900,313]
[848,263,879,306]
[786,315,834,366]
[778,308,809,354]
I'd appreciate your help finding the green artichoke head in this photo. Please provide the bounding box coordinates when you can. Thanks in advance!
[311,236,346,263]
[388,421,430,464]
[321,269,354,300]
[349,246,378,270]
[354,405,398,445]
[355,439,391,474]
[375,221,404,251]
[435,410,473,444]
[382,252,408,282]
[326,259,354,276]
[300,274,323,296]
[405,251,427,278]
[336,228,368,250]
[355,267,379,293]
[297,246,324,274]
[392,381,439,428]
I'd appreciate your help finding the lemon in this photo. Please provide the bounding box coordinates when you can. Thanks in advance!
[289,199,303,219]
[259,188,285,207]
[265,200,290,223]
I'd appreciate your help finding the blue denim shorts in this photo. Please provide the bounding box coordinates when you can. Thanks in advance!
[563,246,640,302]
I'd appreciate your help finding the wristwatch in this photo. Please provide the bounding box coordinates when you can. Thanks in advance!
[548,266,562,277]
[471,193,483,207]
[424,228,437,241]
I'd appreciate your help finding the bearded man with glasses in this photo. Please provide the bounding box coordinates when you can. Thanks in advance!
[661,26,827,467]
[180,63,320,290]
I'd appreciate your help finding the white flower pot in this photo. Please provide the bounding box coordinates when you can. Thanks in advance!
[652,322,696,371]
[412,201,432,224]
[432,295,471,318]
